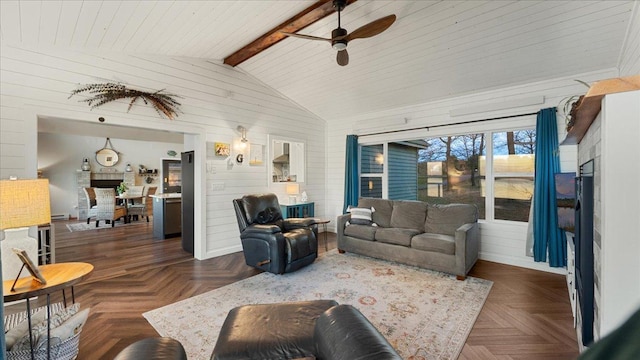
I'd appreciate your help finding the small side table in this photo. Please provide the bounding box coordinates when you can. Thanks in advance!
[3,262,94,360]
[312,219,331,251]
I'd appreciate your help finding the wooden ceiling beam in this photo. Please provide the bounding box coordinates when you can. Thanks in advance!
[223,0,357,67]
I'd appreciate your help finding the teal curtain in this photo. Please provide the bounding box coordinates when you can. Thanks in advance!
[343,135,359,213]
[533,107,566,267]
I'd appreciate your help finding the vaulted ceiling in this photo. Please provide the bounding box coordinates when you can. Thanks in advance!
[1,1,636,121]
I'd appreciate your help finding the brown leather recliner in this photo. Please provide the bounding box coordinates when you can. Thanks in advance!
[232,193,318,274]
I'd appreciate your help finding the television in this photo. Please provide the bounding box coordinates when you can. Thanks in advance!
[555,172,576,233]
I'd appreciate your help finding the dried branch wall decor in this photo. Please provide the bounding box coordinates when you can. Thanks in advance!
[69,83,182,120]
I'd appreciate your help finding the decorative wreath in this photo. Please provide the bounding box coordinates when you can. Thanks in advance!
[69,83,181,120]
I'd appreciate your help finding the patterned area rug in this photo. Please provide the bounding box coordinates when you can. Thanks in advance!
[143,251,492,360]
[66,220,138,232]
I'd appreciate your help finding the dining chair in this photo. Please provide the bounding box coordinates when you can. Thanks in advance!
[94,188,127,227]
[128,186,157,222]
[83,187,98,224]
[124,185,144,198]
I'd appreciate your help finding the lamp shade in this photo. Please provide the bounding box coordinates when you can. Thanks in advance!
[0,179,51,230]
[286,183,300,195]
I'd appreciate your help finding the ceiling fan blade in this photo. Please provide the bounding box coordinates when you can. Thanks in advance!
[344,14,397,42]
[336,49,349,66]
[279,31,332,42]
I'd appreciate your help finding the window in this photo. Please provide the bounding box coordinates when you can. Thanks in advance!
[359,145,383,198]
[359,128,535,222]
[489,130,535,222]
[418,134,486,218]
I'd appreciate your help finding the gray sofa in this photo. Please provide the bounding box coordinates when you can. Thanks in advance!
[337,197,480,279]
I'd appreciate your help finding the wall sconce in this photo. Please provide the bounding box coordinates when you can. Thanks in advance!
[237,125,248,148]
[235,125,248,164]
[375,153,384,165]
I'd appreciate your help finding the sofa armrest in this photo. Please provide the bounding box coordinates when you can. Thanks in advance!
[454,222,480,276]
[240,224,286,273]
[241,224,282,235]
[314,305,402,360]
[282,218,316,231]
[336,213,351,239]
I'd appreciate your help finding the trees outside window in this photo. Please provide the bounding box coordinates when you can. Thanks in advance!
[360,128,535,223]
[418,134,486,218]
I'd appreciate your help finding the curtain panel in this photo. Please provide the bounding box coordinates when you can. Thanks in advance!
[533,107,566,267]
[343,135,359,214]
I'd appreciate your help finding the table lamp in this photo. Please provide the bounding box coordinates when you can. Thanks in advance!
[286,183,300,204]
[0,179,51,281]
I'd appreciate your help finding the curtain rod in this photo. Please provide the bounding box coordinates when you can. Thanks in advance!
[358,111,539,137]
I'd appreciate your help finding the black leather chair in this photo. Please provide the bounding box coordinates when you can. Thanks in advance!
[233,193,318,274]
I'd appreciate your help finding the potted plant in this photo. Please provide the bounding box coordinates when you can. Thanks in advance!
[116,182,128,195]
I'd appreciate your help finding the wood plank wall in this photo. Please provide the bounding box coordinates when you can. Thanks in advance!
[0,45,326,259]
[324,68,621,274]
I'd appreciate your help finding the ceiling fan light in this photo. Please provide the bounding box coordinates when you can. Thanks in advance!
[333,42,347,51]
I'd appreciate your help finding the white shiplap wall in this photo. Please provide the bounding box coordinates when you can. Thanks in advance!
[324,68,620,274]
[619,1,640,76]
[0,45,326,260]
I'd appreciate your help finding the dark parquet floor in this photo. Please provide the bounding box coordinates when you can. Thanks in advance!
[5,219,579,359]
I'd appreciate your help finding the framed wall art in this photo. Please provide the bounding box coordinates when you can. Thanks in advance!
[214,142,230,157]
[249,143,264,166]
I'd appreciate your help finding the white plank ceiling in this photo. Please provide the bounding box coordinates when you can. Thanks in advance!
[1,0,636,121]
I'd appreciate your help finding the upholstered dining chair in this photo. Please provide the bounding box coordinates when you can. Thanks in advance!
[83,187,98,224]
[128,186,156,222]
[124,185,144,198]
[94,188,127,227]
[232,193,318,274]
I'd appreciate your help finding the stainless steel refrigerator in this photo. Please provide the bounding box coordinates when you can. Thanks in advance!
[181,151,195,254]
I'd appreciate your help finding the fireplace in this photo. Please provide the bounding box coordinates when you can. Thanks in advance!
[90,179,121,191]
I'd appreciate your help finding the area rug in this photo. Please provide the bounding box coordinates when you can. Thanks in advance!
[143,251,492,360]
[66,220,140,232]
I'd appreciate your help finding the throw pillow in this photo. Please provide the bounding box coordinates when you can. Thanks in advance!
[36,308,91,350]
[5,308,46,350]
[11,303,80,352]
[347,206,377,226]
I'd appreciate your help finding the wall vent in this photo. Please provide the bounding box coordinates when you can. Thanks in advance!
[51,214,69,221]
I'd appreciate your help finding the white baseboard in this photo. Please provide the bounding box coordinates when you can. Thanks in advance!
[479,252,567,275]
[202,245,243,260]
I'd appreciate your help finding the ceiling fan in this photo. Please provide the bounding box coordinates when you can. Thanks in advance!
[280,0,396,66]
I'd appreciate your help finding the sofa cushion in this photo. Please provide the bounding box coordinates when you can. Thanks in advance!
[344,224,377,241]
[375,228,419,247]
[411,233,455,255]
[347,206,376,226]
[358,198,393,228]
[390,201,428,231]
[425,204,478,236]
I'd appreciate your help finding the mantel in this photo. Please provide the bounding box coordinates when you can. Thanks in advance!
[90,172,124,180]
[562,75,640,145]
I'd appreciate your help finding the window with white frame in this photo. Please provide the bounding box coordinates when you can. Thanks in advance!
[358,128,536,222]
[359,144,384,198]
